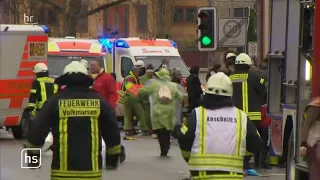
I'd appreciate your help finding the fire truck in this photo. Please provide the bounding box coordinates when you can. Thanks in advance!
[0,24,49,139]
[267,0,317,179]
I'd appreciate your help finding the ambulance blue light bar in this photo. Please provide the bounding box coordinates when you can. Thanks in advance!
[40,25,49,33]
[115,40,130,48]
[98,39,113,53]
[169,40,177,48]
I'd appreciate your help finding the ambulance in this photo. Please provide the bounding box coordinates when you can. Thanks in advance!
[98,37,190,82]
[98,37,190,117]
[47,37,107,78]
[0,24,49,139]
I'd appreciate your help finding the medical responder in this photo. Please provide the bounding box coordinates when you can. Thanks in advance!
[24,61,121,179]
[135,60,146,76]
[122,67,148,139]
[27,63,58,117]
[230,53,268,169]
[139,68,183,156]
[139,64,155,134]
[176,72,265,180]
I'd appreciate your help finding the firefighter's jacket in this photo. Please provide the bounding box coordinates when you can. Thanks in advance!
[177,106,264,179]
[25,87,121,180]
[230,69,265,121]
[28,76,58,110]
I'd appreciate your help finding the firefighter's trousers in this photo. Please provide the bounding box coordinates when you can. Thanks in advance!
[123,94,148,131]
[142,102,152,130]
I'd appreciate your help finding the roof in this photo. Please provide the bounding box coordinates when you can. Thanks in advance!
[117,38,174,47]
[0,24,48,32]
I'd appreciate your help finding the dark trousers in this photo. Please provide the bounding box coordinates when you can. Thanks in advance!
[244,120,270,169]
[155,129,171,156]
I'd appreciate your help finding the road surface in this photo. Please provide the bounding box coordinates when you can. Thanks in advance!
[0,129,285,180]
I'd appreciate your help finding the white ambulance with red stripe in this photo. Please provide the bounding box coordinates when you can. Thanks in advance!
[99,37,190,117]
[0,24,49,139]
[99,37,190,83]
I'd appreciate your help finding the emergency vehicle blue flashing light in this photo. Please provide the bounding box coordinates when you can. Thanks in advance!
[115,40,130,48]
[40,25,49,33]
[99,39,113,53]
[169,40,177,48]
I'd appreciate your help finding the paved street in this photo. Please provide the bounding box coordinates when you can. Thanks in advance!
[0,129,285,180]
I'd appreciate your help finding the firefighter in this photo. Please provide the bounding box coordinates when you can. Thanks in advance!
[27,63,58,117]
[229,53,268,169]
[24,61,121,179]
[122,67,148,139]
[176,72,265,180]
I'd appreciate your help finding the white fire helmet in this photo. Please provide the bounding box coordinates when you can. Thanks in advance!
[205,72,233,97]
[63,61,88,75]
[79,59,89,69]
[135,60,145,68]
[226,52,237,59]
[235,53,252,65]
[33,63,48,73]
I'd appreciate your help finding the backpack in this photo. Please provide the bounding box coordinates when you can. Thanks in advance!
[158,85,172,104]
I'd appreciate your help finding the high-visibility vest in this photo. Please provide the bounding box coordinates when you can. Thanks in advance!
[230,73,262,120]
[188,106,247,176]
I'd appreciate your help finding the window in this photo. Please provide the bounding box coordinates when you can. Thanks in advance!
[77,3,88,33]
[47,56,105,77]
[173,7,184,23]
[173,6,197,24]
[121,57,134,78]
[231,7,249,17]
[137,5,148,32]
[185,8,196,22]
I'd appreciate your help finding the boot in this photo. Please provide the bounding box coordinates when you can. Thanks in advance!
[260,153,272,169]
[254,153,260,169]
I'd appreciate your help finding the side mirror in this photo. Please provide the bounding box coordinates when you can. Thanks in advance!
[110,72,116,81]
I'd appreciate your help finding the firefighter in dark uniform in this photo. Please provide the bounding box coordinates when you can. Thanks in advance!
[24,61,121,180]
[229,53,268,170]
[27,63,58,117]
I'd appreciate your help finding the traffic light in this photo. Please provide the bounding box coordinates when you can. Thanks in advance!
[197,7,217,51]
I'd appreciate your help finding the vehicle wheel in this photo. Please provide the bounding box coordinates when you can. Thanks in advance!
[11,114,30,140]
[286,131,295,180]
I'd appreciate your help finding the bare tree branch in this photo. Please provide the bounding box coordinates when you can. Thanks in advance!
[39,0,65,14]
[77,0,129,19]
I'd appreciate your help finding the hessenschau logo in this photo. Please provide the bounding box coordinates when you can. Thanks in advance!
[21,148,41,169]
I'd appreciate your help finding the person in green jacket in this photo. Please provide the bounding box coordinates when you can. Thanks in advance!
[138,64,154,135]
[138,68,183,156]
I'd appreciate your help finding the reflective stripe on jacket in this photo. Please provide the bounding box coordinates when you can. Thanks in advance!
[121,71,138,91]
[28,77,58,109]
[188,106,247,176]
[230,72,265,120]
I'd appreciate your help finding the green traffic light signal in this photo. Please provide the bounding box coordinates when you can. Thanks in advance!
[201,36,212,45]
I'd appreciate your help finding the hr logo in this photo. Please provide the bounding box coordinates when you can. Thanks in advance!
[21,148,41,169]
[23,13,38,24]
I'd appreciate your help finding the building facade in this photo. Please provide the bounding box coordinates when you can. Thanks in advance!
[3,0,258,68]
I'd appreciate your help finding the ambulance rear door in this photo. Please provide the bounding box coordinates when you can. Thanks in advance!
[0,24,48,127]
